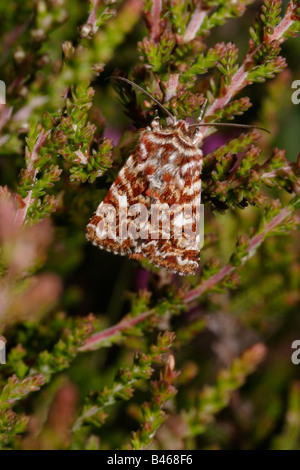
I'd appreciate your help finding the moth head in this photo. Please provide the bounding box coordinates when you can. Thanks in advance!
[169,120,204,146]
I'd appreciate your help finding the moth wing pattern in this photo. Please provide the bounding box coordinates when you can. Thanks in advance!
[86,153,149,257]
[86,128,160,256]
[139,122,203,275]
[86,120,203,275]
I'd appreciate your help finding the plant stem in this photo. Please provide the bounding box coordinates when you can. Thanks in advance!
[81,201,298,351]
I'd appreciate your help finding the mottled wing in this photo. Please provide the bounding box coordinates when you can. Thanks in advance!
[86,123,203,275]
[139,127,203,275]
[86,130,157,257]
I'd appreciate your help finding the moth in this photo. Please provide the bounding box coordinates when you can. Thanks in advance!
[86,77,268,276]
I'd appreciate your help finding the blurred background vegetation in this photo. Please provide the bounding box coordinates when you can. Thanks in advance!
[0,0,299,450]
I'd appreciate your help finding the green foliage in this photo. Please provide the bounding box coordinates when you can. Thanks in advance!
[0,0,299,451]
[271,381,300,450]
[131,348,179,450]
[74,331,175,434]
[182,344,267,439]
[45,86,113,184]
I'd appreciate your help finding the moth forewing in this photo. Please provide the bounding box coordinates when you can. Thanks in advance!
[86,119,203,275]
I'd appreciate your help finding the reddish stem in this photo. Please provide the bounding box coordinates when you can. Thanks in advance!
[183,4,208,43]
[81,203,297,351]
[267,1,299,43]
[80,2,300,353]
[203,2,299,136]
[245,205,293,256]
[149,0,162,41]
[79,310,153,351]
[164,73,179,103]
[184,265,234,303]
[86,0,102,34]
[14,130,51,227]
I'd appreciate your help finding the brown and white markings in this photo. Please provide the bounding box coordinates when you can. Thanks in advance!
[86,118,203,276]
[86,77,268,276]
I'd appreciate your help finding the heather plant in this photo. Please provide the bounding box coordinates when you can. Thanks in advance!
[0,0,299,450]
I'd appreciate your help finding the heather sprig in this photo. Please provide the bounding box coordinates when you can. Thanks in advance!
[73,331,176,433]
[182,343,267,439]
[0,410,28,449]
[0,316,94,446]
[0,0,299,451]
[45,86,113,184]
[15,85,113,225]
[131,352,179,450]
[82,197,299,354]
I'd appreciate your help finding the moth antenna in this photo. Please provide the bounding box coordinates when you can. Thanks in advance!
[189,122,271,134]
[108,76,175,121]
